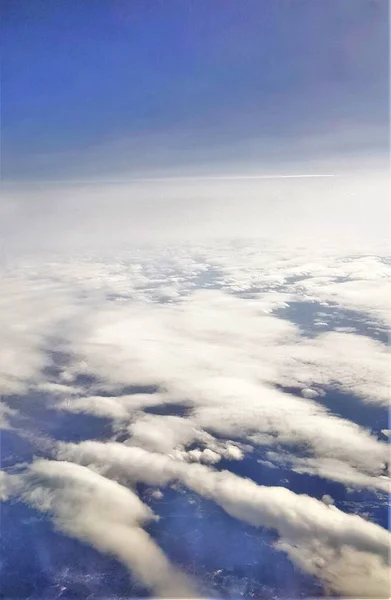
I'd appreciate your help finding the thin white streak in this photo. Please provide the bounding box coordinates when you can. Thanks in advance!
[1,174,336,187]
[127,174,337,182]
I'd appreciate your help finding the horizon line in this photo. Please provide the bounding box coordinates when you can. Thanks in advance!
[2,173,337,186]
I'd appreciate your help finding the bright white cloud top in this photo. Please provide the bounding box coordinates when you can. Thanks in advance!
[0,239,390,598]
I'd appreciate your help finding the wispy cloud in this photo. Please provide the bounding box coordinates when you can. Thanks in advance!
[1,166,388,252]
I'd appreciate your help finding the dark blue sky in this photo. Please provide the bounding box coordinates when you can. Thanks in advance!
[2,0,389,181]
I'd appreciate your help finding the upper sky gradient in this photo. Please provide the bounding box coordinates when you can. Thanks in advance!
[2,0,389,181]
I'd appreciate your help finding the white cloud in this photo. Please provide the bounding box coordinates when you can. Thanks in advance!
[0,402,17,429]
[57,440,391,598]
[2,460,196,598]
[0,272,79,395]
[1,240,390,597]
[301,388,320,399]
[58,393,161,422]
[47,288,387,486]
[266,453,389,492]
[276,539,390,599]
[302,278,391,327]
[127,414,202,454]
[277,331,390,406]
[3,167,389,251]
[2,261,385,490]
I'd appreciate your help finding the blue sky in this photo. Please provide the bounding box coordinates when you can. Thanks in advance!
[2,0,389,181]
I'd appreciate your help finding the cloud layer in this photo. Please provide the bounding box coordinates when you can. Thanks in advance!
[1,239,389,597]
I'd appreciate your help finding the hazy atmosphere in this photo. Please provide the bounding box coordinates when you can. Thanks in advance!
[1,1,390,599]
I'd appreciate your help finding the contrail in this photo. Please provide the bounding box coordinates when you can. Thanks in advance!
[123,173,336,183]
[4,173,336,187]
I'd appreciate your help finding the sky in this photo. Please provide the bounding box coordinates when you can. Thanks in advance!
[1,4,391,597]
[1,0,390,249]
[2,0,389,180]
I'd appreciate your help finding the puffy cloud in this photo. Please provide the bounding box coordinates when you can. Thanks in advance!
[278,331,390,406]
[2,460,196,598]
[1,240,390,597]
[183,448,222,464]
[1,261,384,490]
[127,414,202,454]
[321,494,334,506]
[301,388,320,399]
[58,363,387,487]
[276,539,390,599]
[47,287,386,482]
[265,453,389,492]
[64,288,295,393]
[0,470,18,501]
[0,402,17,429]
[58,392,162,422]
[57,441,391,598]
[151,489,164,499]
[301,274,391,327]
[189,378,387,476]
[174,445,243,465]
[0,272,79,395]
